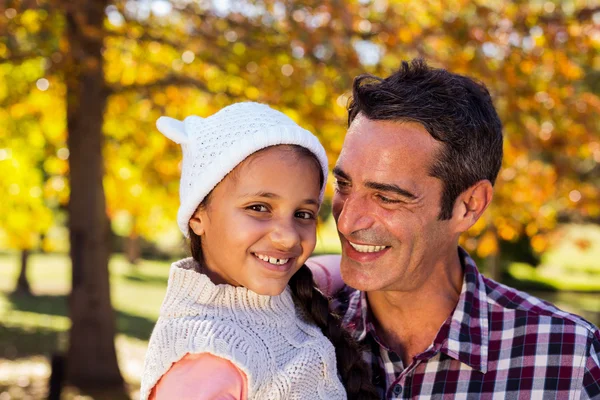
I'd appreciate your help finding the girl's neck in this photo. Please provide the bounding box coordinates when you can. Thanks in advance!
[195,259,237,286]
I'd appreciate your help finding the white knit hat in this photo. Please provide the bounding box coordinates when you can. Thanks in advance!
[157,102,329,237]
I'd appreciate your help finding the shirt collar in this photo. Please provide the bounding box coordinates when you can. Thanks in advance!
[438,247,490,373]
[344,247,490,373]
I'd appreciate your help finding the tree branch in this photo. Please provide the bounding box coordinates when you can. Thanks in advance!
[106,74,234,97]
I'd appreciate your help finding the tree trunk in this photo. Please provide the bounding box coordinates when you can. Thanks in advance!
[14,249,32,295]
[126,232,141,266]
[64,1,124,390]
[485,228,502,282]
[486,251,501,282]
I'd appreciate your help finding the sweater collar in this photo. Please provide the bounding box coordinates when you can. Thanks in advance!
[159,257,298,325]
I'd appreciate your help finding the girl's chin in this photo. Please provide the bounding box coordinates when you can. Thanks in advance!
[244,274,294,296]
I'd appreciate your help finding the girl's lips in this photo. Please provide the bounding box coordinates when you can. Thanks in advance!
[252,250,297,260]
[253,253,296,272]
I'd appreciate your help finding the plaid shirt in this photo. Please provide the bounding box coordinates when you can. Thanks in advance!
[331,248,600,399]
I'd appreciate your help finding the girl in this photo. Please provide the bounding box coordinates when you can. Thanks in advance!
[140,102,377,400]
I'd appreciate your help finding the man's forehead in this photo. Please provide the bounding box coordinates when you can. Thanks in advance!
[346,116,435,144]
[343,120,437,160]
[336,117,439,190]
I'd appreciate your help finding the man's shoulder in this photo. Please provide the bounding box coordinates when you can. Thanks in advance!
[482,274,599,339]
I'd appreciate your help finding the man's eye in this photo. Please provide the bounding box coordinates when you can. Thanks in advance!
[334,180,350,189]
[377,194,400,204]
[247,204,268,212]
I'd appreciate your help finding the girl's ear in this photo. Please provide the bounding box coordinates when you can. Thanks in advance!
[188,212,206,236]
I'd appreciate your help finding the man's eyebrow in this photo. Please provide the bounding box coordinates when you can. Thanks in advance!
[365,181,417,199]
[242,191,319,206]
[332,166,350,181]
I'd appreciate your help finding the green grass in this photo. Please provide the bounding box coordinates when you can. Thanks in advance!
[506,224,600,292]
[541,224,600,273]
[1,222,599,398]
[0,252,173,399]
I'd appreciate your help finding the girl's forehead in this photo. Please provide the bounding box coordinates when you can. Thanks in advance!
[233,145,321,181]
[216,147,321,199]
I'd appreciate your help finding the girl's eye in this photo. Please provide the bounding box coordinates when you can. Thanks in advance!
[295,211,315,220]
[247,204,268,212]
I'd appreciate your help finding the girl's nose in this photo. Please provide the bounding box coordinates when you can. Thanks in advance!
[269,218,302,250]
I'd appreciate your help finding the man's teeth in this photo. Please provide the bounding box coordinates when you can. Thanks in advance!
[349,242,387,253]
[255,253,289,265]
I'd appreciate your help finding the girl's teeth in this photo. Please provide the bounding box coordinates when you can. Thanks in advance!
[255,253,289,265]
[349,242,387,253]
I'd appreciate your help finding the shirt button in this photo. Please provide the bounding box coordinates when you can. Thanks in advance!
[393,384,402,395]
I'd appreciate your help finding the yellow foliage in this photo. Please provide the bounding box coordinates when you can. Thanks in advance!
[530,234,549,254]
[2,1,598,253]
[477,231,498,258]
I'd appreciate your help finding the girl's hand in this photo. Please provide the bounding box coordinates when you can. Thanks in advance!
[150,353,247,400]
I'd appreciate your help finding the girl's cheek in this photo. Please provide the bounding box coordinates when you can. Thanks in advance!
[299,225,318,246]
[237,215,271,235]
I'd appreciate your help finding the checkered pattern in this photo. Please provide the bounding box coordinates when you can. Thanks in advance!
[331,248,600,399]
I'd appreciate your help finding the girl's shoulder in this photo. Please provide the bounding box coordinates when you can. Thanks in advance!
[150,352,248,400]
[306,255,344,297]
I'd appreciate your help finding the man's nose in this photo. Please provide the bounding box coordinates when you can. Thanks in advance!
[334,193,375,236]
[269,217,301,250]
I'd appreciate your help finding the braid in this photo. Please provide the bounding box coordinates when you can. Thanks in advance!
[289,265,379,400]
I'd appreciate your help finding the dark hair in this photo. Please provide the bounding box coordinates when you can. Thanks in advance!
[348,58,503,220]
[188,144,378,399]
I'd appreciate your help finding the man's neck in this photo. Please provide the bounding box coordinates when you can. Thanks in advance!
[366,252,464,367]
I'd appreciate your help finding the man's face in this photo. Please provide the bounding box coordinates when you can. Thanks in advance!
[332,115,457,292]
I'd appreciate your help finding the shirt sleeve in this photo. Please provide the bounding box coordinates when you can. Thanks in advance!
[306,255,345,297]
[149,352,248,400]
[580,330,600,399]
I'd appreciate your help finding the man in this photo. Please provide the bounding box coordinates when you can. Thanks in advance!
[311,59,600,399]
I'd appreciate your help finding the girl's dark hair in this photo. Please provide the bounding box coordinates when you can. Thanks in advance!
[288,265,379,399]
[188,144,379,399]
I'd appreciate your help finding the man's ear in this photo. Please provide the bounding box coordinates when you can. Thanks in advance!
[452,180,493,233]
[188,210,206,236]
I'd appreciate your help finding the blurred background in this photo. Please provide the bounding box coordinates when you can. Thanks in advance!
[1,0,599,398]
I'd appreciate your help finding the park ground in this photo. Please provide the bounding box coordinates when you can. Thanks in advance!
[1,222,600,399]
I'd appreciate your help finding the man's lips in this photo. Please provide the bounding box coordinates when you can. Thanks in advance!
[342,239,390,262]
[347,241,388,253]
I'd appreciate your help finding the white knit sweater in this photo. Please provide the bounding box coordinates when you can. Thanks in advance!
[139,258,346,400]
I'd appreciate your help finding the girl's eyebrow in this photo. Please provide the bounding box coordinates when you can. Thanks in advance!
[242,191,319,206]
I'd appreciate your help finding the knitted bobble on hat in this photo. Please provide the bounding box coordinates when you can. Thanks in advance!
[156,102,329,237]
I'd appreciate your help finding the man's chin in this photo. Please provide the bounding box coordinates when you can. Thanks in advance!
[340,258,384,292]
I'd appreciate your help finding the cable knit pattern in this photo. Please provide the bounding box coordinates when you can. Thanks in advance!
[140,258,346,400]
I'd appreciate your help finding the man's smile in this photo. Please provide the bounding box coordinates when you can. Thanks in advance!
[348,241,389,253]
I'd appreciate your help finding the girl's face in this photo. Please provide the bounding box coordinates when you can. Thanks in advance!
[189,146,322,296]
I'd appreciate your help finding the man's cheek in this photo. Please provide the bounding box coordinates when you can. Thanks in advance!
[331,195,343,221]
